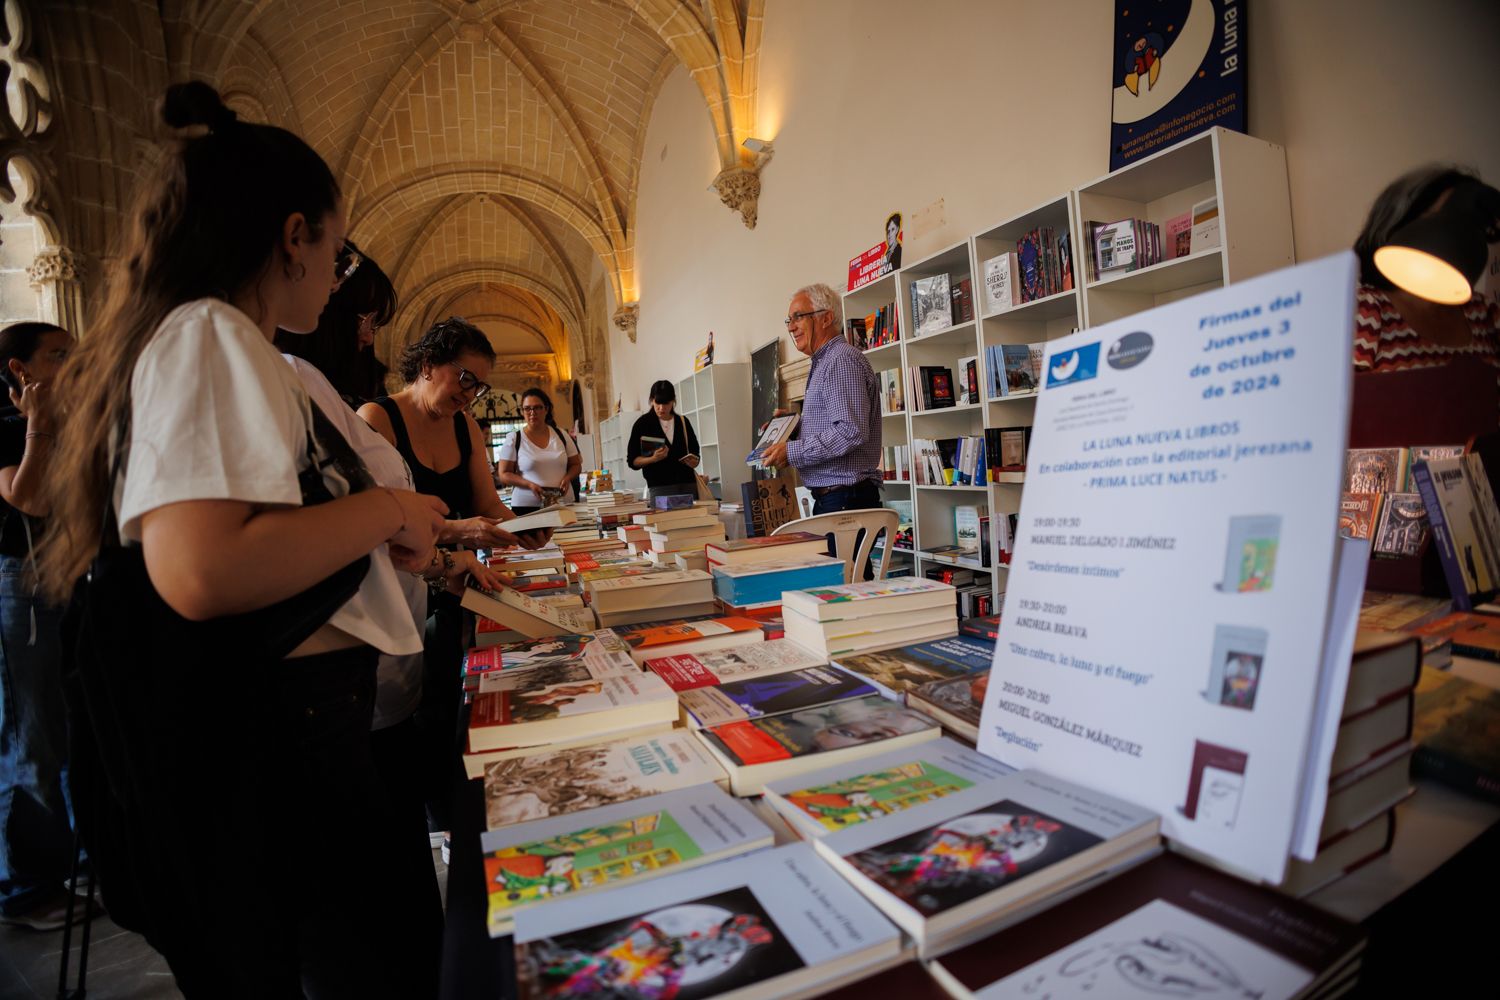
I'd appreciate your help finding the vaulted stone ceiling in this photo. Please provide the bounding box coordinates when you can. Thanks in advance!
[149,0,769,410]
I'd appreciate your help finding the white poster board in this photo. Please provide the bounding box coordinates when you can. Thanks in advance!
[977,253,1357,882]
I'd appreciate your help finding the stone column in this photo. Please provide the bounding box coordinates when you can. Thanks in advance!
[26,246,86,333]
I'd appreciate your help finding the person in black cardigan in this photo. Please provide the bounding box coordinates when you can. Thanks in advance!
[626,380,701,501]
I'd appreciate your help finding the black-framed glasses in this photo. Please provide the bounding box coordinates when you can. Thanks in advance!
[520,404,547,414]
[448,362,492,401]
[783,308,827,328]
[334,242,363,286]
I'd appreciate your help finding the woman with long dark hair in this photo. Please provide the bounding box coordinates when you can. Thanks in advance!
[37,82,445,996]
[626,379,701,502]
[496,386,582,515]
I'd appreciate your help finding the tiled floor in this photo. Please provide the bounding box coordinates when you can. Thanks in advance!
[0,850,449,999]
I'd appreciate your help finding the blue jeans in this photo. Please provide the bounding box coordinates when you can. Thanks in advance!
[0,553,73,915]
[811,480,883,580]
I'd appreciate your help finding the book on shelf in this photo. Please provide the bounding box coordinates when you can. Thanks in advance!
[1164,209,1192,259]
[878,367,904,414]
[467,667,677,752]
[482,730,727,831]
[616,616,765,665]
[746,413,800,466]
[1411,453,1500,608]
[989,342,1040,397]
[1410,663,1500,802]
[481,784,773,937]
[761,736,1013,839]
[949,277,974,324]
[511,843,903,1000]
[710,554,845,607]
[678,665,877,729]
[1190,195,1221,254]
[954,355,978,406]
[910,273,953,336]
[953,504,983,553]
[983,251,1020,313]
[919,366,956,409]
[831,634,993,700]
[693,694,942,795]
[814,769,1160,956]
[929,851,1365,1000]
[643,638,828,692]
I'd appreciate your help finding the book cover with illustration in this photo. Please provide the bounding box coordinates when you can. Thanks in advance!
[679,666,877,728]
[513,844,901,1000]
[781,576,955,621]
[908,672,990,740]
[830,635,994,699]
[1343,447,1408,495]
[617,617,763,662]
[701,695,938,768]
[1338,493,1383,541]
[1372,492,1429,557]
[1218,514,1281,592]
[911,274,953,336]
[817,771,1159,952]
[483,732,727,831]
[469,670,678,751]
[466,629,635,676]
[1001,343,1039,395]
[746,414,800,467]
[481,785,773,937]
[1203,624,1267,711]
[763,738,1013,838]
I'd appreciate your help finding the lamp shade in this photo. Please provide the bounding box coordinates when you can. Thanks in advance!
[1375,210,1488,305]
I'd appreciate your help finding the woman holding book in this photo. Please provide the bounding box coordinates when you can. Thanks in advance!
[496,386,582,515]
[626,380,701,501]
[37,82,447,995]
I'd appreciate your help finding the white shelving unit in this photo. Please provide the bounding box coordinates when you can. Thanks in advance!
[598,410,644,493]
[674,363,753,501]
[857,127,1291,607]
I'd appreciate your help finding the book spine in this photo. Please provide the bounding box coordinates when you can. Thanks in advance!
[1412,745,1500,803]
[1412,461,1473,610]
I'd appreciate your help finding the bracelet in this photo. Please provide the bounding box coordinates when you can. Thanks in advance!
[380,487,407,535]
[421,547,455,584]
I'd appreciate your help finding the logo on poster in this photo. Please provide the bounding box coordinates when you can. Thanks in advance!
[1107,332,1155,370]
[1046,343,1101,388]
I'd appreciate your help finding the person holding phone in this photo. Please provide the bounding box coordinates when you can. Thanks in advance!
[626,380,701,501]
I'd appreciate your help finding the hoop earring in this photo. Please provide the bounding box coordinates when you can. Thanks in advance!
[285,260,307,283]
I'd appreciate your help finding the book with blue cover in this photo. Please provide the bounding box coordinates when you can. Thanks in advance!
[678,665,877,728]
[711,555,845,607]
[831,635,995,700]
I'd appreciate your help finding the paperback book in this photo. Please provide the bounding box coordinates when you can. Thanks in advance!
[643,639,829,691]
[830,635,993,700]
[746,414,800,467]
[678,666,877,728]
[468,668,678,752]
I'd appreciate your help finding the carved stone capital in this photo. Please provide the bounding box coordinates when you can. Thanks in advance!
[712,167,761,230]
[26,246,83,288]
[613,303,639,344]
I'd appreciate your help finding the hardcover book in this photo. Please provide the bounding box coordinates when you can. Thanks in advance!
[1343,447,1408,494]
[512,844,902,1000]
[482,731,728,830]
[911,273,953,336]
[983,252,1020,314]
[762,737,1013,839]
[1372,492,1429,557]
[481,785,773,937]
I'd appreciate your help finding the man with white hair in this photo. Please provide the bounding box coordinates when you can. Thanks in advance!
[759,283,882,516]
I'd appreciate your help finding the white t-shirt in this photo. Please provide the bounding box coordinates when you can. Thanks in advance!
[116,298,423,658]
[285,354,425,728]
[498,426,579,508]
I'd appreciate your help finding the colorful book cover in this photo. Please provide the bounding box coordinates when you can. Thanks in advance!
[1017,232,1043,302]
[782,576,954,616]
[784,761,979,833]
[679,666,876,728]
[959,614,1001,641]
[466,629,636,676]
[618,617,761,653]
[481,786,772,937]
[645,639,827,691]
[909,673,989,734]
[1218,514,1280,593]
[831,636,994,698]
[470,670,673,733]
[1338,492,1382,541]
[701,695,937,766]
[483,732,725,830]
[1371,492,1429,556]
[1343,447,1408,494]
[512,845,901,1000]
[1000,343,1038,394]
[746,414,800,466]
[1406,445,1464,486]
[1164,210,1192,258]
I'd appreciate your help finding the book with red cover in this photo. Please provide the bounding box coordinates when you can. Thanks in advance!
[958,614,1000,642]
[930,852,1364,1000]
[617,616,764,664]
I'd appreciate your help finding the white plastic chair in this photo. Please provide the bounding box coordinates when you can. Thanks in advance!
[772,508,900,583]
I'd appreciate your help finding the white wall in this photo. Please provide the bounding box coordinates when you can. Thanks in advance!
[610,0,1500,407]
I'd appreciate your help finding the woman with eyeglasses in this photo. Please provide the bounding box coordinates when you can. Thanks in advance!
[496,387,582,515]
[358,316,534,844]
[36,82,448,995]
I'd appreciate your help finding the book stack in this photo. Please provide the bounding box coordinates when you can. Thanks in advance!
[782,577,959,658]
[1086,217,1163,279]
[461,582,597,638]
[710,554,845,612]
[704,531,829,570]
[911,436,988,486]
[1410,659,1500,804]
[628,506,725,561]
[985,342,1043,398]
[564,548,652,579]
[585,568,717,627]
[1409,449,1500,606]
[1358,590,1452,668]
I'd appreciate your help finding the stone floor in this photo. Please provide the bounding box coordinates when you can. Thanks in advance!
[0,849,450,999]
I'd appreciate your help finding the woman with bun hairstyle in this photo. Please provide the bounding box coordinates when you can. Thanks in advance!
[38,82,445,997]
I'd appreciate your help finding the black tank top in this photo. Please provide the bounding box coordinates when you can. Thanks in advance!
[374,396,473,519]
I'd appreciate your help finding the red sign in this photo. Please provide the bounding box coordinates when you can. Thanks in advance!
[847,243,893,292]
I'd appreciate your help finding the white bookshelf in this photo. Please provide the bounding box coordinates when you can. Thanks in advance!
[598,410,644,493]
[676,363,752,502]
[855,127,1290,607]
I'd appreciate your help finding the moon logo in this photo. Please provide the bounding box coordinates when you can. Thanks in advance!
[1051,352,1080,381]
[1112,0,1216,124]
